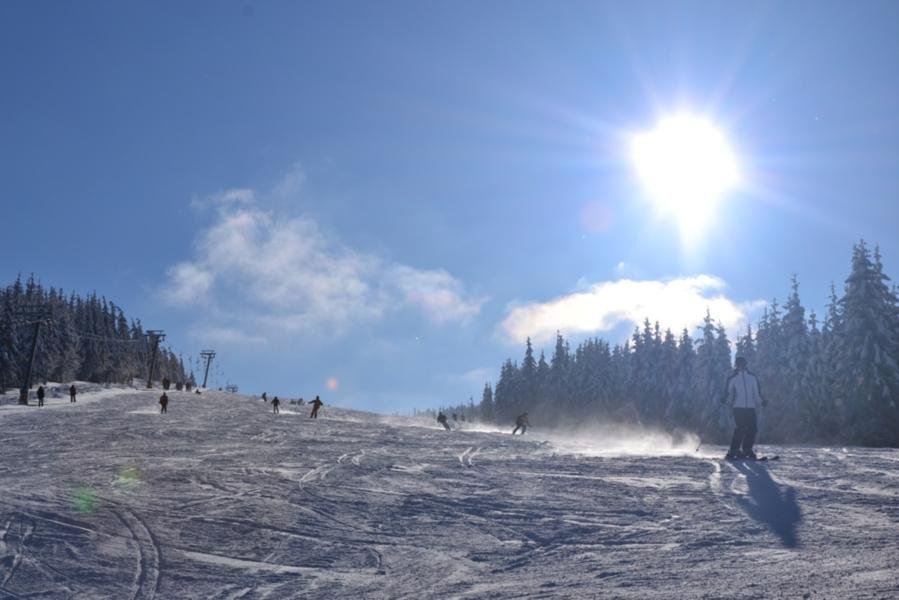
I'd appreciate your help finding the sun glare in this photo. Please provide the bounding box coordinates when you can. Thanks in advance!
[630,114,740,241]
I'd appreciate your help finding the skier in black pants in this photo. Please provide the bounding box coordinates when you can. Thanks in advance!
[722,356,767,460]
[36,385,45,407]
[272,396,280,414]
[512,412,530,435]
[159,392,169,414]
[69,384,77,403]
[436,412,451,431]
[309,396,323,418]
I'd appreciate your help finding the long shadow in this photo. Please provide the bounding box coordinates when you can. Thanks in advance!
[732,461,802,548]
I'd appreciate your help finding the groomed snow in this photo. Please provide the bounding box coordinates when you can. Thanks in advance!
[0,388,897,598]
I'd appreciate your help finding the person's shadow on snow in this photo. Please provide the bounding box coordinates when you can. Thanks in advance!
[733,461,802,548]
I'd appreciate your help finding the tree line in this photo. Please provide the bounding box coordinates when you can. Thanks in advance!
[471,241,899,447]
[0,275,190,392]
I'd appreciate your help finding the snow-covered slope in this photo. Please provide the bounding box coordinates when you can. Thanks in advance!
[0,389,897,599]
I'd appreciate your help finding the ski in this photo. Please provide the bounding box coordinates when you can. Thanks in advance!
[724,455,780,462]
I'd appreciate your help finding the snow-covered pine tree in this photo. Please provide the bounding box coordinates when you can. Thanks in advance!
[833,242,899,445]
[480,382,494,422]
[776,275,809,439]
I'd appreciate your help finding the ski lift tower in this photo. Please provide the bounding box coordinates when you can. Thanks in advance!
[200,350,216,389]
[145,330,166,388]
[17,305,52,404]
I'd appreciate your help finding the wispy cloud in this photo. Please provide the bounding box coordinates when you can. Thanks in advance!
[164,169,484,343]
[500,275,764,345]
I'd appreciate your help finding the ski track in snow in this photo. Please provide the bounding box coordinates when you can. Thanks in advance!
[0,389,898,598]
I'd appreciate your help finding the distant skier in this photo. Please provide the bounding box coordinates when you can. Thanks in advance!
[436,412,451,431]
[69,384,77,403]
[272,396,280,414]
[159,392,169,414]
[194,388,201,395]
[309,396,324,418]
[297,397,305,405]
[512,412,530,435]
[37,385,45,407]
[452,413,458,424]
[262,392,268,403]
[722,356,767,460]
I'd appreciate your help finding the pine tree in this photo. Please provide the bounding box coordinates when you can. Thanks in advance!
[833,242,899,445]
[481,382,495,422]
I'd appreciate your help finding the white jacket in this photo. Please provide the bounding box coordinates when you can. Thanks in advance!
[725,370,763,409]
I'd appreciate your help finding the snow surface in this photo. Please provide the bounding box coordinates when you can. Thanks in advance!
[1,388,897,598]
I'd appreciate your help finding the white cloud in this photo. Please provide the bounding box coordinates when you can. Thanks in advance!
[164,174,482,342]
[165,262,214,305]
[190,188,256,211]
[500,275,764,345]
[388,265,483,323]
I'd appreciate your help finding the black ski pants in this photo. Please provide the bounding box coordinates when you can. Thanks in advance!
[512,425,527,435]
[729,408,757,455]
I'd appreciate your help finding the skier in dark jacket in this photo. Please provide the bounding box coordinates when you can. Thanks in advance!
[69,384,77,403]
[37,385,45,407]
[512,412,530,435]
[309,396,323,418]
[261,392,268,403]
[722,356,767,460]
[159,392,169,414]
[272,396,280,414]
[436,412,451,431]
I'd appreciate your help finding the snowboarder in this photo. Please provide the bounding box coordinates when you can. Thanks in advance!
[309,396,323,418]
[36,385,45,407]
[272,396,280,414]
[69,384,77,403]
[722,356,767,460]
[436,412,451,431]
[262,392,268,403]
[159,392,169,414]
[512,412,530,435]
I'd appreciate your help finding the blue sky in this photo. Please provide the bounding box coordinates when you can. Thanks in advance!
[4,1,899,412]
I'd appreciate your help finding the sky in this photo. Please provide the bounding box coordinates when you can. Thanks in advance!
[3,1,899,413]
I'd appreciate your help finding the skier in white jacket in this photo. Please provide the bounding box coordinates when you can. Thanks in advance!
[722,356,767,460]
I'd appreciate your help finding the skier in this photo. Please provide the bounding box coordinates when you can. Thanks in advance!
[512,412,530,435]
[436,412,451,431]
[297,397,305,405]
[69,384,77,403]
[452,413,458,425]
[37,385,45,407]
[262,392,268,403]
[159,392,169,414]
[272,396,280,414]
[722,356,767,460]
[309,395,324,418]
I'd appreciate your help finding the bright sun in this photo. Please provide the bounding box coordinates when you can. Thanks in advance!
[630,114,740,241]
